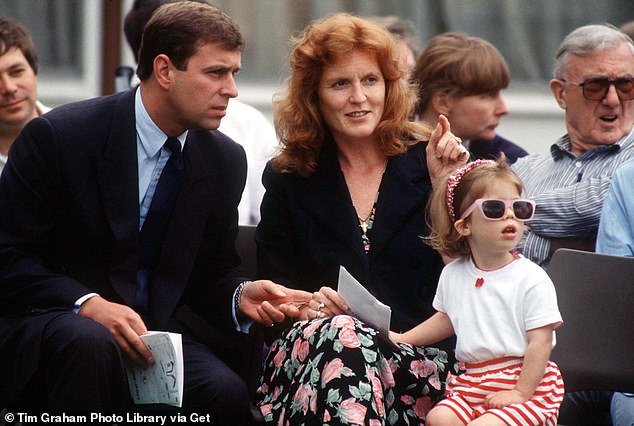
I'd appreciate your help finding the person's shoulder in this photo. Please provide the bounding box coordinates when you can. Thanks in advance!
[491,134,528,156]
[36,100,52,115]
[260,159,314,199]
[514,253,541,268]
[469,134,528,163]
[193,128,245,157]
[617,127,634,150]
[406,140,427,155]
[226,99,268,119]
[613,155,634,179]
[392,141,430,178]
[262,159,302,183]
[442,256,469,273]
[222,99,275,132]
[188,130,247,183]
[490,134,516,146]
[25,91,134,142]
[511,150,550,172]
[219,99,277,149]
[513,254,550,278]
[44,91,132,122]
[53,91,129,111]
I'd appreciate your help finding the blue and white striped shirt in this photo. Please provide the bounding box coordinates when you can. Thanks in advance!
[512,127,634,266]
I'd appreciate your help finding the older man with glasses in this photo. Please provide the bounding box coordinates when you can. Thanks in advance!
[507,23,634,425]
[508,24,634,271]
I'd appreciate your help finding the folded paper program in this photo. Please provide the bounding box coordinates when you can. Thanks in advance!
[337,266,394,342]
[124,331,184,407]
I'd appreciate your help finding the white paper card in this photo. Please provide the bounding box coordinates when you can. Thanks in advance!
[125,331,184,407]
[337,265,392,336]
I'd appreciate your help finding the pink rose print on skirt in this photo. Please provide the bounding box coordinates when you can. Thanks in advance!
[338,397,367,425]
[339,326,361,348]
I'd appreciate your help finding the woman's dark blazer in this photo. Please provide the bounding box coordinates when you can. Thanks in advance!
[255,141,444,332]
[468,134,528,164]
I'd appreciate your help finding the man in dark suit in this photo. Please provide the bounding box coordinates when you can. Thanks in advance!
[0,2,306,422]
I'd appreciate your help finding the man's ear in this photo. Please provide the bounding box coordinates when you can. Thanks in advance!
[431,91,452,116]
[153,54,173,90]
[454,219,471,236]
[550,78,567,109]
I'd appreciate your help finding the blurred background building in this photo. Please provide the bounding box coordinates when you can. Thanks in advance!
[1,0,633,154]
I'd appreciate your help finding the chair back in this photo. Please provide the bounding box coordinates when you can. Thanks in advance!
[546,248,634,392]
[236,225,257,278]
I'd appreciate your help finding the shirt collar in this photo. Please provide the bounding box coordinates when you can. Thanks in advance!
[135,88,187,157]
[35,100,51,116]
[550,127,634,161]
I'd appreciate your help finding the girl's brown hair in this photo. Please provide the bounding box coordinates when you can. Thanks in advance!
[426,155,523,258]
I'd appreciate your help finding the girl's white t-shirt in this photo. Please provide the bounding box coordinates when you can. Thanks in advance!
[433,254,563,363]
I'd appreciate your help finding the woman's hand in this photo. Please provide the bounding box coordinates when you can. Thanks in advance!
[303,286,350,320]
[426,114,469,188]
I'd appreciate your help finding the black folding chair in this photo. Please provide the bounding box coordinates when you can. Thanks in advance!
[547,249,634,393]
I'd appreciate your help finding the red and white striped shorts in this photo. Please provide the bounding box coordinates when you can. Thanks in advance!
[435,357,564,425]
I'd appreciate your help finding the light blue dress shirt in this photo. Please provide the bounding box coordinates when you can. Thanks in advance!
[74,89,186,313]
[135,88,186,228]
[595,156,634,426]
[596,156,634,256]
[77,89,249,332]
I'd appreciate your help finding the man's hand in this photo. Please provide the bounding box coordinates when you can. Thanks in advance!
[426,114,469,188]
[240,280,312,326]
[78,296,154,368]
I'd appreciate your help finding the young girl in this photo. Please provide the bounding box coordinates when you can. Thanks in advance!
[391,158,564,425]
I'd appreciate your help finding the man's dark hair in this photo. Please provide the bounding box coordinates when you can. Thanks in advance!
[134,1,243,81]
[0,16,39,74]
[124,0,210,61]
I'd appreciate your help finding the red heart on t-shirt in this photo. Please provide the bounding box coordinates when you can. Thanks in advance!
[475,277,484,288]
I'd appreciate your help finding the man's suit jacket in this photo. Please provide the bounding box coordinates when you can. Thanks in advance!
[255,141,444,332]
[0,89,247,401]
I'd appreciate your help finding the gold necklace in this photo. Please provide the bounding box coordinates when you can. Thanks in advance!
[347,158,387,236]
[358,211,373,234]
[357,191,379,234]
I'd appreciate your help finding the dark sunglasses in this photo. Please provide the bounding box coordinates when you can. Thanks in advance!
[459,198,536,222]
[562,77,634,101]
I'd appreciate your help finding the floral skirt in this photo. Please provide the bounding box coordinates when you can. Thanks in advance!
[255,315,456,425]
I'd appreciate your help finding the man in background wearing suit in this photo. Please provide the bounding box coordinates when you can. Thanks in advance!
[0,2,307,423]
